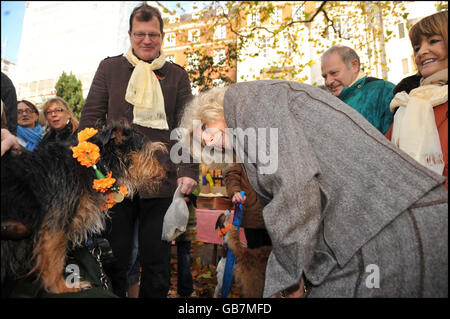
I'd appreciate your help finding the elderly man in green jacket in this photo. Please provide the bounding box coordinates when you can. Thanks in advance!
[321,45,394,134]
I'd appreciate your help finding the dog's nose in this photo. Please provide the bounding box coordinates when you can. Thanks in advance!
[1,219,32,240]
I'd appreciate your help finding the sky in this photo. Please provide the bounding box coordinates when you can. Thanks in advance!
[1,1,26,64]
[0,1,205,65]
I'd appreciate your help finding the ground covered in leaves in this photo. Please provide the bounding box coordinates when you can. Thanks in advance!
[168,241,241,298]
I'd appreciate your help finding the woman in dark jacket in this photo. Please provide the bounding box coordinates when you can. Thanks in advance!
[40,97,79,144]
[224,163,271,249]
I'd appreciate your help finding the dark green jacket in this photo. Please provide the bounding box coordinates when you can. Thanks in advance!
[7,247,118,298]
[338,76,394,134]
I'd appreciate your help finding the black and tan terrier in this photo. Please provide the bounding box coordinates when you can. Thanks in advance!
[1,124,166,294]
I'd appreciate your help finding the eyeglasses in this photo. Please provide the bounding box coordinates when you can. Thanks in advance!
[131,32,161,40]
[45,108,65,116]
[18,109,36,115]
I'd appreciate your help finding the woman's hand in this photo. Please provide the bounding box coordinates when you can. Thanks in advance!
[232,192,246,204]
[177,176,198,195]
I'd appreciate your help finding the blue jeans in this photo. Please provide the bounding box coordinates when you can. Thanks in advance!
[127,220,140,286]
[176,240,193,297]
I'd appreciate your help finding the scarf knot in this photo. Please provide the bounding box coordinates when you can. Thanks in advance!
[125,48,169,130]
[17,124,42,151]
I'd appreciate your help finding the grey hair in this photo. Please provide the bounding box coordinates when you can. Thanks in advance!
[321,45,361,71]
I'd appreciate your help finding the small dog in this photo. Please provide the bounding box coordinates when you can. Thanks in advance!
[1,124,166,294]
[215,213,272,298]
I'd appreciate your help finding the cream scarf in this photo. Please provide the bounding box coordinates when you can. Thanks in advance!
[390,68,448,175]
[125,47,169,130]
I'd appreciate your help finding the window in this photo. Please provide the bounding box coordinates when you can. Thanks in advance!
[247,11,260,26]
[398,23,405,39]
[188,29,200,43]
[192,10,201,20]
[260,37,271,58]
[336,17,351,40]
[214,49,226,66]
[270,8,282,24]
[214,25,226,40]
[402,58,409,75]
[292,4,304,21]
[166,55,175,63]
[187,52,199,71]
[216,6,228,16]
[165,32,176,47]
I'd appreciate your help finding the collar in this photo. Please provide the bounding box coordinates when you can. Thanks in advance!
[339,76,367,99]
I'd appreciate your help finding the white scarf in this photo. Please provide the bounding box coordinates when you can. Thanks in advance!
[125,47,169,130]
[390,69,448,175]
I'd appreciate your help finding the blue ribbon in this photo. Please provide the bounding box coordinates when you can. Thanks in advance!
[221,191,245,298]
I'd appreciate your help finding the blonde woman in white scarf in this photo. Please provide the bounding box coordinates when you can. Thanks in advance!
[386,11,448,188]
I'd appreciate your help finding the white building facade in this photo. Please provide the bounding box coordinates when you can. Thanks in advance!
[14,1,159,104]
[236,1,440,86]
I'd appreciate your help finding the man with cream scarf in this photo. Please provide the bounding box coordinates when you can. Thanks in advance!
[321,45,395,134]
[79,3,198,298]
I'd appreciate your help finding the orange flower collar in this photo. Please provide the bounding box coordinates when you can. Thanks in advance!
[72,128,128,209]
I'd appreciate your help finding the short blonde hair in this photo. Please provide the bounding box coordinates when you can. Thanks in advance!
[179,86,230,167]
[43,96,79,134]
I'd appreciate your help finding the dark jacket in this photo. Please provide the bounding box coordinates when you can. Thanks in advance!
[40,121,76,145]
[1,72,18,135]
[224,163,265,229]
[79,55,198,198]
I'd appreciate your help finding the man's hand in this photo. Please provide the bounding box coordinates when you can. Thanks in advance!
[177,176,198,195]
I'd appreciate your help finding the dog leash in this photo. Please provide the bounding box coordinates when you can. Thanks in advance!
[221,191,245,298]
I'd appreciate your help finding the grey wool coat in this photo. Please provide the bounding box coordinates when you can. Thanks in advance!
[223,80,448,298]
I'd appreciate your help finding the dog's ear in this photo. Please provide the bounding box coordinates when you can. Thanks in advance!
[97,127,113,146]
[96,126,127,146]
[110,127,126,145]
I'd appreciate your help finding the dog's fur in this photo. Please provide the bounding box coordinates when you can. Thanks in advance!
[215,212,271,298]
[226,225,271,298]
[1,124,166,293]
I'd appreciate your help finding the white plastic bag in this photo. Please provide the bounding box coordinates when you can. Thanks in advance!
[161,185,189,241]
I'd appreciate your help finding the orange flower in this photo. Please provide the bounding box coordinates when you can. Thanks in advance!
[77,128,98,143]
[103,192,116,209]
[72,142,100,167]
[93,171,116,192]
